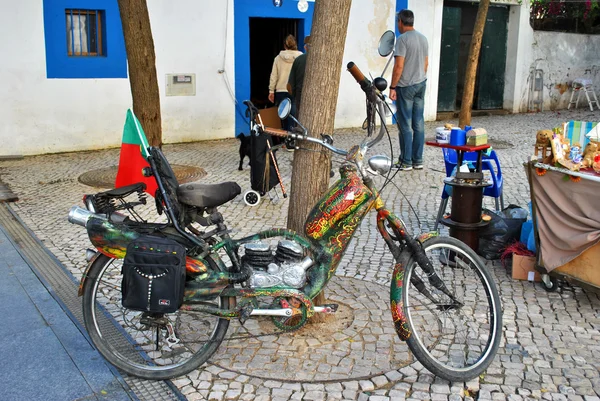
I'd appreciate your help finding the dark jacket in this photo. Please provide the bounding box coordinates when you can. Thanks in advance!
[288,53,307,110]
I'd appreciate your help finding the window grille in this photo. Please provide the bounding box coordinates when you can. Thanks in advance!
[66,9,104,56]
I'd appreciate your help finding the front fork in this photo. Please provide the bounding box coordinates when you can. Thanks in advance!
[376,208,412,341]
[377,207,461,342]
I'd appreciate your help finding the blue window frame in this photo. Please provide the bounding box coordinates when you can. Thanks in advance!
[43,0,127,79]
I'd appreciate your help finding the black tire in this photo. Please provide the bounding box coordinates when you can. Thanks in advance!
[82,254,231,380]
[400,236,502,382]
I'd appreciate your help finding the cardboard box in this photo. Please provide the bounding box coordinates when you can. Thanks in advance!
[258,107,282,129]
[467,134,488,146]
[555,241,600,287]
[512,254,541,282]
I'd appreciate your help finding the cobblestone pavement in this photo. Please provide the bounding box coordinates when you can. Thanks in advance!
[1,108,600,400]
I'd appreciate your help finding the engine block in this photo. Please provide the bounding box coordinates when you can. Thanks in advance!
[243,240,313,289]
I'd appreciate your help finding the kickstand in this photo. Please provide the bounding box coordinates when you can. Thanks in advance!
[155,326,160,351]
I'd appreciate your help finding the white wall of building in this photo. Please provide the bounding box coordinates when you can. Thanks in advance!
[0,1,237,156]
[2,0,598,156]
[525,31,600,111]
[504,0,600,112]
[335,0,396,128]
[150,2,236,143]
[409,0,444,121]
[0,1,131,156]
[0,0,398,155]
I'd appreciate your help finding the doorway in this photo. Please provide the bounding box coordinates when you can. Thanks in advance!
[437,3,509,112]
[233,0,313,137]
[249,18,301,108]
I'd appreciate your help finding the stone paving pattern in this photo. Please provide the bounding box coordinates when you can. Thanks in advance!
[1,109,600,400]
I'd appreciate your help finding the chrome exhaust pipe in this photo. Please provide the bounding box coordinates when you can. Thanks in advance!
[68,206,101,227]
[68,206,126,227]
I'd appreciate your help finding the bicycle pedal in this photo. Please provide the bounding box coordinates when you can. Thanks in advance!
[315,303,338,314]
[239,303,254,325]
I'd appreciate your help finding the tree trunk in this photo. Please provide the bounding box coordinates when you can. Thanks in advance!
[287,0,353,321]
[458,0,490,129]
[117,0,162,147]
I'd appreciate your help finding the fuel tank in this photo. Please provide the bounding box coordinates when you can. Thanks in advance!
[304,165,374,257]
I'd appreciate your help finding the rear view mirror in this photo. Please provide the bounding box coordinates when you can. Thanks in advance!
[278,98,292,119]
[378,30,395,57]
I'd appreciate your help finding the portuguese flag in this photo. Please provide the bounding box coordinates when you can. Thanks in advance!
[114,109,158,196]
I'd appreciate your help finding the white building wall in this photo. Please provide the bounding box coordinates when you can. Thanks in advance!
[150,1,235,144]
[2,0,598,156]
[0,1,132,156]
[526,31,600,111]
[408,0,444,121]
[504,0,600,112]
[0,1,236,156]
[0,0,395,155]
[504,2,534,112]
[335,0,396,128]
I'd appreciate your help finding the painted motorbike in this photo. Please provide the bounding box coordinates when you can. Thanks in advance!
[68,32,501,382]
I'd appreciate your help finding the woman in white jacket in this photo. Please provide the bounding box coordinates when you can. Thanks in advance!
[268,35,302,131]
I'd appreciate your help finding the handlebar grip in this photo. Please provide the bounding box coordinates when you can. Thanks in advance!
[347,62,366,83]
[347,62,373,94]
[263,127,289,138]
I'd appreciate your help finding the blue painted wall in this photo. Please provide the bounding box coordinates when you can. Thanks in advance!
[396,0,408,36]
[43,0,127,78]
[234,0,314,136]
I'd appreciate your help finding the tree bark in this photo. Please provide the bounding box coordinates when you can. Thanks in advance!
[458,0,490,129]
[117,0,162,147]
[287,0,353,321]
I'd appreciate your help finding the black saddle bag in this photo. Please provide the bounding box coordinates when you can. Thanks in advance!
[121,236,186,314]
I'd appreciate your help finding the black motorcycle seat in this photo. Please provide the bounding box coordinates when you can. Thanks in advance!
[177,181,241,208]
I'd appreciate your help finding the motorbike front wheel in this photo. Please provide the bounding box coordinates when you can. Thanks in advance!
[392,236,502,382]
[82,254,231,380]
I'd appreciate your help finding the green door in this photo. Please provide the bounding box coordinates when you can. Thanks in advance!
[476,6,509,110]
[437,7,461,112]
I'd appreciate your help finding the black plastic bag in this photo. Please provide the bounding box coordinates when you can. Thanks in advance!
[478,205,528,260]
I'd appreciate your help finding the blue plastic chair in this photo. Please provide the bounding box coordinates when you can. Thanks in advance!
[434,148,504,231]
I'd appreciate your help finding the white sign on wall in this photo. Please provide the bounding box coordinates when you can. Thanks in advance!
[166,73,196,96]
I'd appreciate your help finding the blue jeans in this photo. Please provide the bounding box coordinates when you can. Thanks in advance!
[396,80,426,165]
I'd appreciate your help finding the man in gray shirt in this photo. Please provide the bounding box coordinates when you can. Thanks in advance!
[389,9,429,171]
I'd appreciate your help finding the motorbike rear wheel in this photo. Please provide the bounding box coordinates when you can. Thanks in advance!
[392,236,502,382]
[82,254,231,380]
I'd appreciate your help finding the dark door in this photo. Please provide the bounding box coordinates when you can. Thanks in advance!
[476,6,509,110]
[249,18,300,107]
[437,7,462,112]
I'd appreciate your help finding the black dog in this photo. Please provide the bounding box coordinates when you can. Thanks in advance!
[236,132,251,170]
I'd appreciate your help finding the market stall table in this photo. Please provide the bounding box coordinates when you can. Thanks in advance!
[526,161,600,291]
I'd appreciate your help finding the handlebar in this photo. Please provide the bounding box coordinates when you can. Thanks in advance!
[262,127,348,156]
